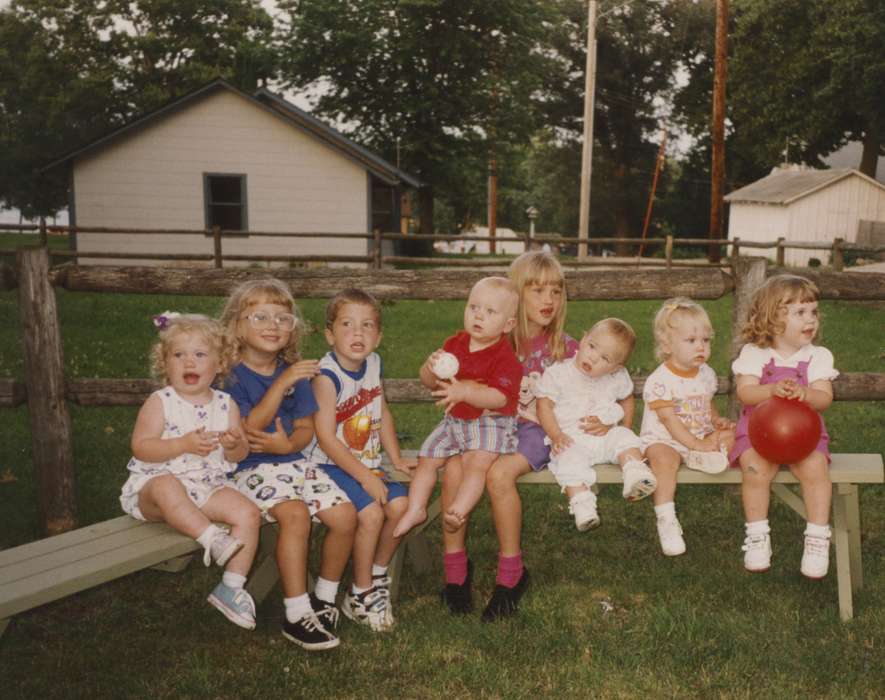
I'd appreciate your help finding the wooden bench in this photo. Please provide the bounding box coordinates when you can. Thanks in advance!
[389,451,884,622]
[1,453,881,634]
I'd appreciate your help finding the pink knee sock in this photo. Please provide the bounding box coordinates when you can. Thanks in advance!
[443,550,468,585]
[496,552,524,588]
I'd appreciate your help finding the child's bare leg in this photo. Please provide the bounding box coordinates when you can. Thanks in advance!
[138,474,212,538]
[392,457,445,537]
[487,454,531,557]
[314,502,357,584]
[352,502,384,589]
[791,451,831,525]
[645,444,680,505]
[739,449,779,522]
[374,497,408,567]
[202,487,261,576]
[441,456,468,552]
[269,500,311,597]
[444,450,496,532]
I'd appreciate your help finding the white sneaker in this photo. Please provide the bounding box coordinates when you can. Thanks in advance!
[568,491,600,531]
[622,460,657,502]
[342,587,393,632]
[742,533,772,572]
[656,516,686,556]
[800,533,831,579]
[203,531,243,567]
[686,450,728,474]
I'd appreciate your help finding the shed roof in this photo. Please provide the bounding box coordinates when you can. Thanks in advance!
[42,79,421,189]
[724,166,885,205]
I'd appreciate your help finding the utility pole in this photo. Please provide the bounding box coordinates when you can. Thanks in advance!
[578,0,598,260]
[488,156,497,254]
[708,0,728,263]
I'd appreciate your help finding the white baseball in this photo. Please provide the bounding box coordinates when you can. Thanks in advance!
[432,352,460,380]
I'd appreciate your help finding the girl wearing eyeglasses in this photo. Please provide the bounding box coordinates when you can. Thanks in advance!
[219,279,357,651]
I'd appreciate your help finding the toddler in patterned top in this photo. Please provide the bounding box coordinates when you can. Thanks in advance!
[120,313,259,630]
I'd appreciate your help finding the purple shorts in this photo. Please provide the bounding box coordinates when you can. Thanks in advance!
[516,420,552,472]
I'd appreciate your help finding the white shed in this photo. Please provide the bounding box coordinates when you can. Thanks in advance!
[43,79,420,266]
[724,164,885,267]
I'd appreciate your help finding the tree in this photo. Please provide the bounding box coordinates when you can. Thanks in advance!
[274,0,562,233]
[729,0,885,178]
[0,0,275,216]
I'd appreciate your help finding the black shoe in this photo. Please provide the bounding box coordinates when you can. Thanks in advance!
[282,611,340,651]
[309,593,340,632]
[481,568,530,622]
[440,560,473,614]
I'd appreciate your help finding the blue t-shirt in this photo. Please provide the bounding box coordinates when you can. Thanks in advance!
[226,361,319,473]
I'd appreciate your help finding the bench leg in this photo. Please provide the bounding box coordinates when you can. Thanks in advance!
[387,498,443,601]
[835,484,863,593]
[246,525,281,606]
[831,488,855,621]
[771,483,806,519]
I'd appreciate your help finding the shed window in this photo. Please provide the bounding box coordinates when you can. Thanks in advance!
[204,174,247,232]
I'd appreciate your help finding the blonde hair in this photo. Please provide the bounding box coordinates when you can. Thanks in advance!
[741,274,820,348]
[150,314,225,384]
[508,251,569,361]
[471,276,519,316]
[326,288,382,330]
[653,297,713,362]
[589,317,636,364]
[219,278,305,367]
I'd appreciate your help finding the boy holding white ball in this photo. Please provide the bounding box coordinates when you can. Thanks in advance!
[393,277,522,538]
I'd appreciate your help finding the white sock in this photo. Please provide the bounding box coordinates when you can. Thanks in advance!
[654,502,676,519]
[314,577,339,604]
[805,522,831,538]
[351,583,370,595]
[372,564,389,577]
[222,572,247,590]
[746,519,770,536]
[284,593,312,623]
[196,524,221,548]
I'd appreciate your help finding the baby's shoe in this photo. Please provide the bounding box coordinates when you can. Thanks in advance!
[203,531,243,567]
[622,460,657,502]
[568,490,600,531]
[656,515,686,556]
[742,533,772,572]
[207,582,256,630]
[686,449,728,474]
[800,526,831,579]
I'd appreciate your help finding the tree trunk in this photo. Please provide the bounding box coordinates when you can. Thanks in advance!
[859,123,881,178]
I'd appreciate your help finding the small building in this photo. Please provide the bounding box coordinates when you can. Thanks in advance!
[724,164,885,267]
[43,79,421,266]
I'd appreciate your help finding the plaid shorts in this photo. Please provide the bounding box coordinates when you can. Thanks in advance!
[419,414,517,459]
[233,459,349,523]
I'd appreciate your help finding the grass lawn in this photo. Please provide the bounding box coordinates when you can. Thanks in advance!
[1,286,884,699]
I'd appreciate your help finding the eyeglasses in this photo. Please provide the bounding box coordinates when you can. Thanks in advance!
[241,311,298,331]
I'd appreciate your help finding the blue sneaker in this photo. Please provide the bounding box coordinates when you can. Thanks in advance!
[207,582,256,630]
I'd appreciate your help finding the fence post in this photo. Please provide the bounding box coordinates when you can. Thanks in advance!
[731,237,741,262]
[728,256,767,418]
[373,228,382,269]
[775,238,785,267]
[665,234,673,269]
[832,237,844,271]
[17,247,77,535]
[212,226,222,269]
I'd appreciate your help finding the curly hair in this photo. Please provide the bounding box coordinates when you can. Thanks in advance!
[149,315,225,384]
[741,275,820,348]
[652,297,713,362]
[219,278,305,369]
[325,288,382,330]
[508,251,569,361]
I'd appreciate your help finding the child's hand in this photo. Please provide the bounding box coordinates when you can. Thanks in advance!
[694,432,720,452]
[360,472,389,505]
[772,378,806,401]
[182,428,218,457]
[580,415,611,436]
[218,424,247,452]
[712,416,735,432]
[282,359,320,386]
[393,456,418,474]
[550,431,574,456]
[244,417,291,454]
[432,378,471,414]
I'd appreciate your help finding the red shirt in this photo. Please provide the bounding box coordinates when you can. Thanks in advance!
[442,331,522,420]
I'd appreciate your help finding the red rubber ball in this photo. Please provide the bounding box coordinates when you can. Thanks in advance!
[748,396,822,464]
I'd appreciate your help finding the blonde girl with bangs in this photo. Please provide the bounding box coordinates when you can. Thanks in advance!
[220,279,357,652]
[440,251,580,621]
[730,275,837,580]
[120,313,260,630]
[639,298,735,557]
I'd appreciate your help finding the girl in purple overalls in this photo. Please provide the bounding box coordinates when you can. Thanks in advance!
[730,275,839,580]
